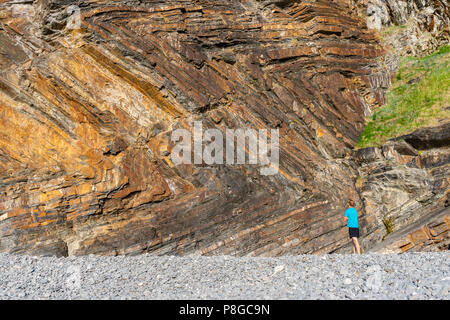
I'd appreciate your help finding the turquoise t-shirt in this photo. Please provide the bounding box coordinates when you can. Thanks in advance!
[345,207,359,228]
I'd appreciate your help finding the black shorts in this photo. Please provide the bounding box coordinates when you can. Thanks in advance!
[349,227,360,238]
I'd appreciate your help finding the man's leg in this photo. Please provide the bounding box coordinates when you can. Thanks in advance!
[351,237,361,254]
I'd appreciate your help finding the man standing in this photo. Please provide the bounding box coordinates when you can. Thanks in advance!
[344,199,361,254]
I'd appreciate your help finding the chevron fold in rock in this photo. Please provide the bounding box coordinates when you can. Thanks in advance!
[0,0,389,256]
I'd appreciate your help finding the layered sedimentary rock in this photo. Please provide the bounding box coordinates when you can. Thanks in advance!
[347,124,450,253]
[349,0,450,78]
[349,0,449,33]
[369,209,449,253]
[0,0,390,256]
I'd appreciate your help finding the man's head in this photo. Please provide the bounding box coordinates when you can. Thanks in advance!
[347,199,355,207]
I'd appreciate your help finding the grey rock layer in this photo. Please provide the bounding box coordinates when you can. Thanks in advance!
[345,123,450,254]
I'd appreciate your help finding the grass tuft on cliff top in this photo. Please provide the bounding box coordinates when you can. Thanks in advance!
[357,45,450,148]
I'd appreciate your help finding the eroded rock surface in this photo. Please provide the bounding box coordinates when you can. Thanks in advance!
[0,0,388,256]
[348,124,450,253]
[369,208,449,253]
[0,0,447,257]
[349,0,450,78]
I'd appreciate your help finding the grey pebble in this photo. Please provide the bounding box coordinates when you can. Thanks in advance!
[0,252,448,299]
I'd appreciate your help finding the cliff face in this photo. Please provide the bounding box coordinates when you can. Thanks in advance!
[350,0,449,33]
[0,0,389,256]
[349,0,449,75]
[349,124,450,253]
[341,0,450,253]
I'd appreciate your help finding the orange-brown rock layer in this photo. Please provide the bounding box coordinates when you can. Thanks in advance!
[369,209,449,253]
[0,0,387,256]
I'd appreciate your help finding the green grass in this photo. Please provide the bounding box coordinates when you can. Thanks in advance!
[357,45,450,148]
[383,217,395,239]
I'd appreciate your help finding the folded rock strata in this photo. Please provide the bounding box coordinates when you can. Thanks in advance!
[348,123,450,253]
[0,0,447,257]
[369,208,449,253]
[0,0,390,256]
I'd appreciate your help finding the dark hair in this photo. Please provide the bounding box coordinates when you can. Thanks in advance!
[348,199,355,207]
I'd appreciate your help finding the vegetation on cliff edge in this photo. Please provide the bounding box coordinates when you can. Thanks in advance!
[357,45,450,148]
